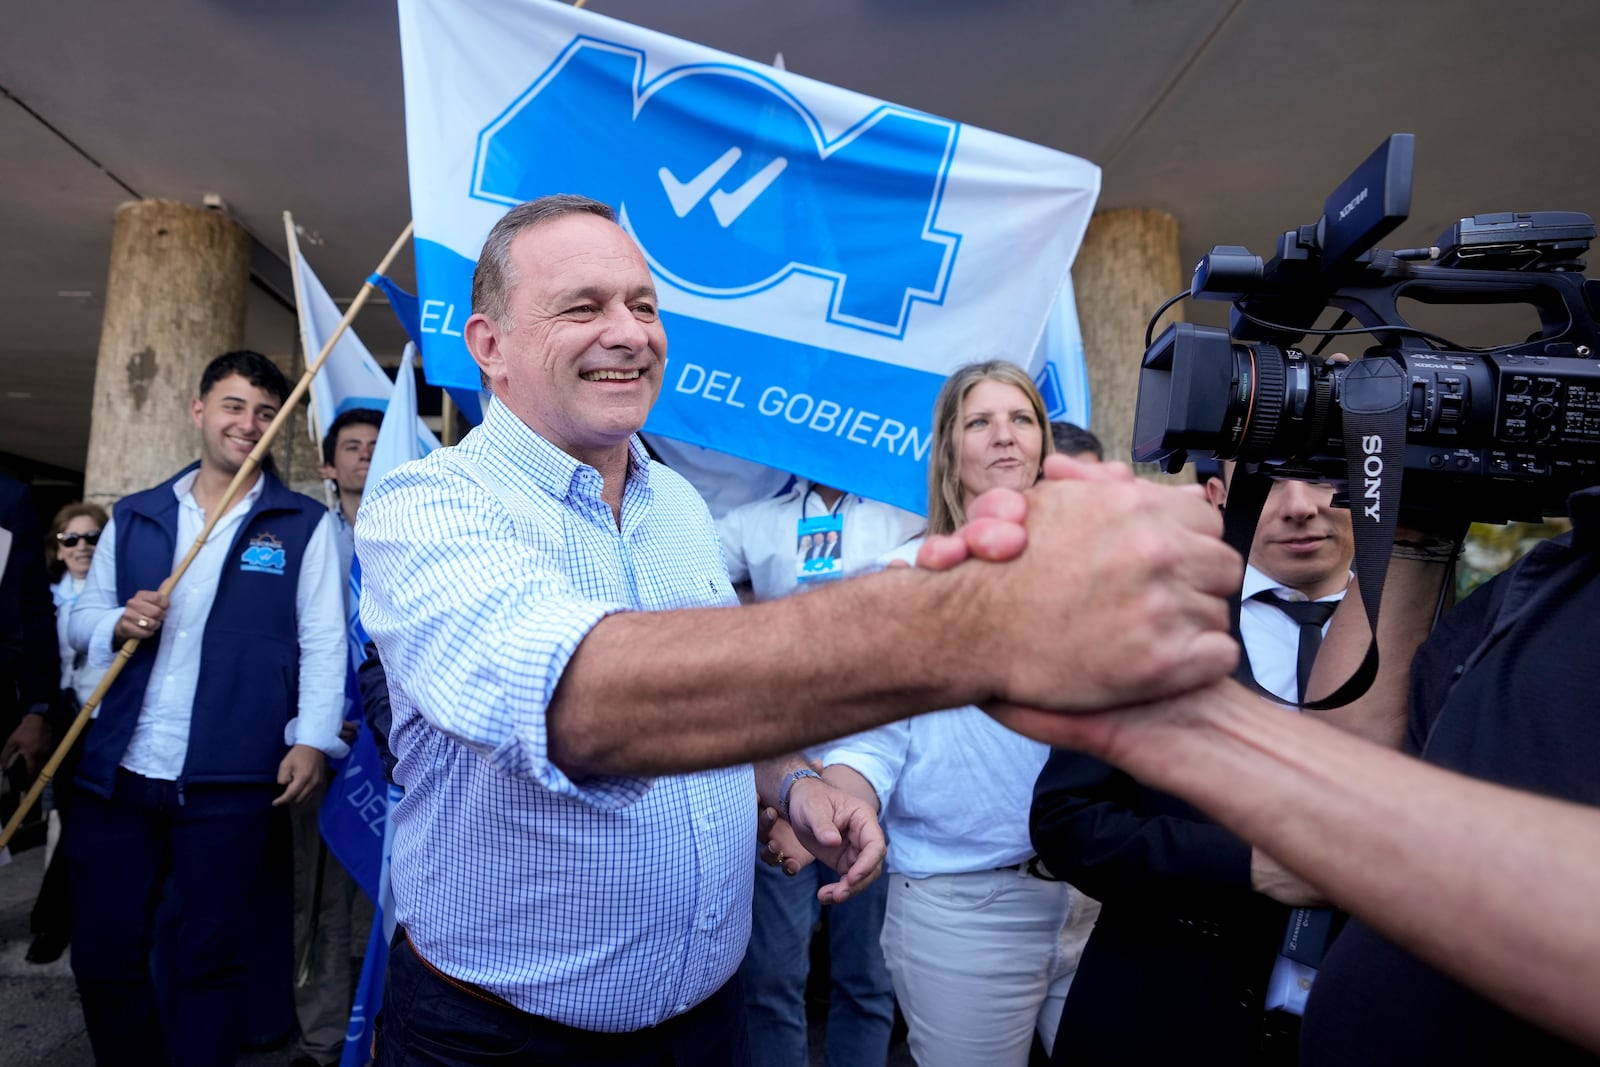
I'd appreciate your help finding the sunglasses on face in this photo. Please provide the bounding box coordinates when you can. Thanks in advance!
[57,531,102,548]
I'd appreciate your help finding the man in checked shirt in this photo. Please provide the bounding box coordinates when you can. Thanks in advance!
[356,194,1240,1065]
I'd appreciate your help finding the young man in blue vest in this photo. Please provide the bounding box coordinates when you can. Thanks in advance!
[65,349,349,1067]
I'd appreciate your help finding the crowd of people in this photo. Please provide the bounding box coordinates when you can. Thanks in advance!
[0,190,1597,1067]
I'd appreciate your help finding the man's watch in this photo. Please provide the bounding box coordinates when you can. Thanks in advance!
[778,767,823,819]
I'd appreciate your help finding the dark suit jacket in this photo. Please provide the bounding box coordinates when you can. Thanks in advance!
[1031,749,1288,1064]
[0,475,58,730]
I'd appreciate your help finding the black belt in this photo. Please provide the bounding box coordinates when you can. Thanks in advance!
[994,856,1063,881]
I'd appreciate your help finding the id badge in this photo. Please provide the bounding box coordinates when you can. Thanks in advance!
[796,513,845,584]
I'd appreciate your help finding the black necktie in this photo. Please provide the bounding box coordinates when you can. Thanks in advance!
[1257,593,1338,702]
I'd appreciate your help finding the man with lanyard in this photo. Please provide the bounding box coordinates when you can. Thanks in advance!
[718,479,924,1067]
[1031,467,1355,1065]
[66,349,348,1067]
[286,406,382,1067]
[354,193,1241,1064]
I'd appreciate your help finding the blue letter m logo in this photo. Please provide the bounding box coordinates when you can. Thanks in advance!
[472,38,962,338]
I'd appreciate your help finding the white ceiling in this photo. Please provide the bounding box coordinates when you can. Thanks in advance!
[4,0,1597,473]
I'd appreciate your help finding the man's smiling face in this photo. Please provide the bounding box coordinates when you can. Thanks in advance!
[468,212,667,468]
[192,372,280,478]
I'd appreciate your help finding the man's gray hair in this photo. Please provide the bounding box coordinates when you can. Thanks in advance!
[472,194,617,327]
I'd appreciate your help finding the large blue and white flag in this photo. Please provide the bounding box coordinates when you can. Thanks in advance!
[287,220,442,455]
[397,0,1098,514]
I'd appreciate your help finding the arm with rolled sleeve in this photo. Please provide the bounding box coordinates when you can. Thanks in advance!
[356,462,636,803]
[283,511,349,759]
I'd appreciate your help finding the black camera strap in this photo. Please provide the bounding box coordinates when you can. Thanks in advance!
[1224,358,1409,710]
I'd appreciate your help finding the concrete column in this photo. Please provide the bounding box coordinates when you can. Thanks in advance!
[83,200,251,508]
[1071,208,1184,477]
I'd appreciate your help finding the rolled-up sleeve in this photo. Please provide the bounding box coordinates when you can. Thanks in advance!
[820,720,912,812]
[356,459,641,805]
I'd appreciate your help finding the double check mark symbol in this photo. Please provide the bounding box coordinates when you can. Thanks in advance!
[659,147,789,228]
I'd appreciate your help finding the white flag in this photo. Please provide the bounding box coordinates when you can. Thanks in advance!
[398,0,1097,513]
[286,218,440,455]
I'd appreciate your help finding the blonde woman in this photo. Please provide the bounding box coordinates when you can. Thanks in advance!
[821,361,1093,1067]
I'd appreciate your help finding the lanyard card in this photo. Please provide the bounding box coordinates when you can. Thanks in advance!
[796,513,845,583]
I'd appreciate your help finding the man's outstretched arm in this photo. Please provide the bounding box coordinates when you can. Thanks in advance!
[546,471,1240,777]
[993,687,1600,1053]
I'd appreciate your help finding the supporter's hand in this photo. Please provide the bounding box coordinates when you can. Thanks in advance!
[1251,847,1327,907]
[781,776,887,903]
[1,715,51,778]
[339,719,360,744]
[273,744,325,806]
[114,589,169,643]
[948,467,1240,711]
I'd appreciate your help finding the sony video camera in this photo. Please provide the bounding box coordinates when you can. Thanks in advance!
[1132,133,1600,522]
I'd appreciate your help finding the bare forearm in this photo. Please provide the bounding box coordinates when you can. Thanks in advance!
[549,567,983,777]
[549,472,1243,778]
[1101,684,1600,1051]
[753,753,812,811]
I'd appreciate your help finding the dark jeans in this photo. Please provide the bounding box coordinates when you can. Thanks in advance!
[376,930,751,1066]
[68,770,280,1067]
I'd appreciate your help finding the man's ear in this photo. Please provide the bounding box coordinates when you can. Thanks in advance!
[318,463,337,482]
[464,313,503,388]
[1204,476,1227,511]
[191,396,205,429]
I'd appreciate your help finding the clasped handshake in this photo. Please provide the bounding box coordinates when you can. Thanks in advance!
[762,454,1244,896]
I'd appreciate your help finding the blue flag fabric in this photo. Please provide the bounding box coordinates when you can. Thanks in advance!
[321,345,428,1065]
[368,271,487,429]
[367,272,424,351]
[397,0,1098,515]
[338,778,402,1067]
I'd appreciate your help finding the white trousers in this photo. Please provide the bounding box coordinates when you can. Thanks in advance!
[881,868,1095,1067]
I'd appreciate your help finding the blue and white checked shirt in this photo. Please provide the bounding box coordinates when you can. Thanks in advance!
[356,397,755,1030]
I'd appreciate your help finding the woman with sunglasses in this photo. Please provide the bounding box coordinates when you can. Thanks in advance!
[49,503,109,708]
[22,501,109,964]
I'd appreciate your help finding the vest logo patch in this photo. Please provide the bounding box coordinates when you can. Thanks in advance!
[240,532,287,576]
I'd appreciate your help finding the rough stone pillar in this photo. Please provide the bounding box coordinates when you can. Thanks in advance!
[1071,208,1184,478]
[83,200,251,508]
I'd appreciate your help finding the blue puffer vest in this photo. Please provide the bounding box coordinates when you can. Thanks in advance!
[76,463,324,798]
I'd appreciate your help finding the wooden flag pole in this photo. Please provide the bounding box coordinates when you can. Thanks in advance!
[0,218,415,851]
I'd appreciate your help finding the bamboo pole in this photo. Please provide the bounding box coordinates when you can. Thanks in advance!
[440,391,458,446]
[0,218,415,852]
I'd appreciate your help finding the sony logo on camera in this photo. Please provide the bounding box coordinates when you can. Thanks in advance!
[1361,435,1384,521]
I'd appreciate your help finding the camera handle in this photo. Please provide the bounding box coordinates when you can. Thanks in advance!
[1225,359,1411,710]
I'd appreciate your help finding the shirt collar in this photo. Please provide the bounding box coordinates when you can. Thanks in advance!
[1241,563,1349,604]
[172,467,266,514]
[478,394,654,505]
